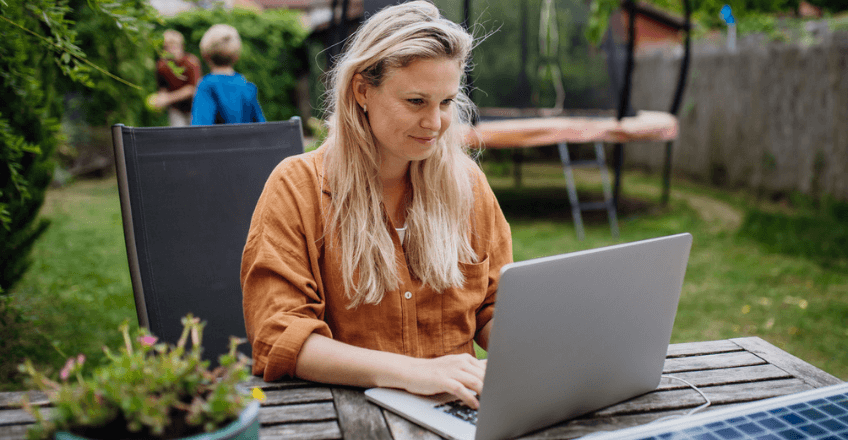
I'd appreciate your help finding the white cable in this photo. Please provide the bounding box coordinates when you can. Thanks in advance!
[649,375,712,424]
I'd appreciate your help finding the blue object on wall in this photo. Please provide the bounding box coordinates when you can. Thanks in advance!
[720,5,735,24]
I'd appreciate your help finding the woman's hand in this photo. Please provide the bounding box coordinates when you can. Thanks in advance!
[402,354,487,409]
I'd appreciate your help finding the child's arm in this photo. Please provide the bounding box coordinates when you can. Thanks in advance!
[190,80,216,125]
[251,87,266,123]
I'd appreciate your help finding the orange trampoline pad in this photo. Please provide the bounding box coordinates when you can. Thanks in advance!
[465,110,678,149]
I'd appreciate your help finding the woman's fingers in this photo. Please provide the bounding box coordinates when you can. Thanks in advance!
[405,354,488,409]
[451,368,483,397]
[449,378,481,409]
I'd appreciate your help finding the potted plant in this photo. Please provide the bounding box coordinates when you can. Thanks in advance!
[19,315,261,440]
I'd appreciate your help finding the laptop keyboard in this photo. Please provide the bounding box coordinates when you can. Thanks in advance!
[635,388,848,440]
[435,399,479,425]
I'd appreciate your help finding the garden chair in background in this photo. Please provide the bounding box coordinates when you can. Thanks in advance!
[111,118,304,362]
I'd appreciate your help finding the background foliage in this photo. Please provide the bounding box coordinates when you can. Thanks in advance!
[435,0,848,113]
[436,0,613,111]
[587,0,848,45]
[1,1,309,295]
[0,0,157,294]
[58,0,161,128]
[161,7,309,123]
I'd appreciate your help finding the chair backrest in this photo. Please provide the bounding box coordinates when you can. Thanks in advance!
[111,118,304,361]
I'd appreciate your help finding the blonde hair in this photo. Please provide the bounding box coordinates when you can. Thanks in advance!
[163,29,184,47]
[199,24,242,67]
[322,1,479,308]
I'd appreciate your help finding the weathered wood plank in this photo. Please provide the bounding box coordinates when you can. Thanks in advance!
[0,424,28,440]
[241,376,314,391]
[331,387,393,440]
[666,340,742,358]
[520,403,746,439]
[657,364,792,389]
[593,378,812,416]
[382,409,445,440]
[731,337,844,387]
[663,351,766,373]
[0,392,48,410]
[262,388,334,406]
[259,402,336,425]
[259,421,343,440]
[520,409,696,439]
[0,407,51,427]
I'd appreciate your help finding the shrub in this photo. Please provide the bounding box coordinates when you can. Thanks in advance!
[1,1,70,292]
[57,0,163,128]
[0,0,158,294]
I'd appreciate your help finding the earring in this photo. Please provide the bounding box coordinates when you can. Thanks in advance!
[362,104,367,114]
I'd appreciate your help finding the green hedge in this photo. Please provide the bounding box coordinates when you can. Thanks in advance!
[58,0,161,128]
[162,7,310,123]
[1,1,71,292]
[1,0,159,293]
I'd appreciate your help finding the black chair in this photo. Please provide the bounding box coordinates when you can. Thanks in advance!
[111,118,304,361]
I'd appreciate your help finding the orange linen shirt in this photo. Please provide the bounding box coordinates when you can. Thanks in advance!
[241,146,513,381]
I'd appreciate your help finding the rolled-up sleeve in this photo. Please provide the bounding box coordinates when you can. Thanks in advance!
[241,156,332,381]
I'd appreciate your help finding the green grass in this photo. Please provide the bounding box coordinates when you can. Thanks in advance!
[1,179,138,390]
[2,161,847,390]
[483,161,848,380]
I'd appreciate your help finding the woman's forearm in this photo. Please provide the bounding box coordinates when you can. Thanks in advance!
[294,333,487,408]
[294,333,413,389]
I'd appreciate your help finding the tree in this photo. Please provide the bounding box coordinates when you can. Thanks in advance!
[0,0,158,293]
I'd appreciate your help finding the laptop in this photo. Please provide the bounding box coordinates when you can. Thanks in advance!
[365,232,693,440]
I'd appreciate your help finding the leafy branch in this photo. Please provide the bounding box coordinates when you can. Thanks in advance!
[0,13,141,89]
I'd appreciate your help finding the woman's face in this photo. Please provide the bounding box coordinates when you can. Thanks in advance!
[354,57,462,177]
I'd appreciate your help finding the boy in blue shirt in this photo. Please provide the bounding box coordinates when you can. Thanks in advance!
[192,24,266,125]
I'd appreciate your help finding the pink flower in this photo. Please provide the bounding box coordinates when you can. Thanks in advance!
[77,354,85,365]
[139,335,158,347]
[60,358,75,381]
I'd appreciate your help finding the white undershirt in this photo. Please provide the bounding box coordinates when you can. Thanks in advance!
[395,223,408,242]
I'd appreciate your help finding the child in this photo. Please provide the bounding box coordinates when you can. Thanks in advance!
[154,30,202,126]
[191,24,266,125]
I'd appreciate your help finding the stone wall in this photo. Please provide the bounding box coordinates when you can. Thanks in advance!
[624,32,848,202]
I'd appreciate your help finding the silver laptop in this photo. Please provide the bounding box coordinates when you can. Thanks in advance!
[365,232,693,440]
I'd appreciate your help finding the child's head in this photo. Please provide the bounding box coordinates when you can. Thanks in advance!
[200,24,242,67]
[162,29,185,58]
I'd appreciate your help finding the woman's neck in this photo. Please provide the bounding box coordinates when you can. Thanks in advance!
[381,171,411,227]
[210,66,235,75]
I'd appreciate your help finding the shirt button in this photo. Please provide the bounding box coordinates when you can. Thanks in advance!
[404,291,412,300]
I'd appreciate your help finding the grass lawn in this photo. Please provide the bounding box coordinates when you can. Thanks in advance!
[2,159,847,390]
[1,179,136,390]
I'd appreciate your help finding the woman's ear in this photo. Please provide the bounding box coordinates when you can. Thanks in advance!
[352,73,369,109]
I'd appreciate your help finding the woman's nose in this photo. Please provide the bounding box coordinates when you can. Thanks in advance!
[420,106,441,131]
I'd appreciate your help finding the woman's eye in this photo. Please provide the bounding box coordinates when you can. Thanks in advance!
[408,99,424,105]
[440,99,454,106]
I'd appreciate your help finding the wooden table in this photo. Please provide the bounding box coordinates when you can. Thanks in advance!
[0,337,842,440]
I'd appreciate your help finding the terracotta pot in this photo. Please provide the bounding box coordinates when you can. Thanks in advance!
[54,400,260,440]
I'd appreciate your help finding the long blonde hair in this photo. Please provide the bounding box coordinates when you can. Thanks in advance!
[322,1,479,308]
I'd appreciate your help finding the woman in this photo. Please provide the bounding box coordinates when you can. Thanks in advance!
[241,1,512,409]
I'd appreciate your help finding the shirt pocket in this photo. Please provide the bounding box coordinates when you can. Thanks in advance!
[442,255,490,353]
